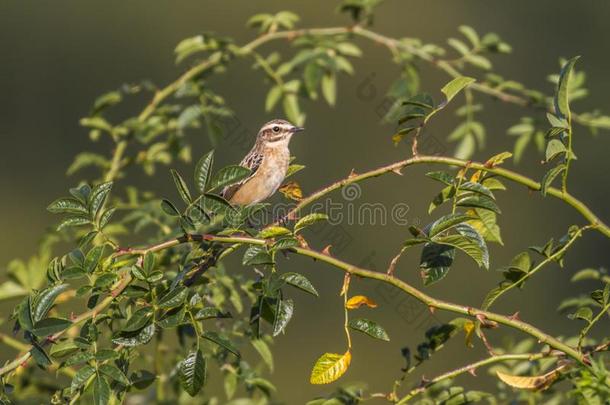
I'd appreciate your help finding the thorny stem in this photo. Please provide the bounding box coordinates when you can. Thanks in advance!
[484,225,592,310]
[281,155,610,238]
[395,352,553,404]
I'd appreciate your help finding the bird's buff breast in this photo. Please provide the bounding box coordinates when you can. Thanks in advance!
[230,146,289,205]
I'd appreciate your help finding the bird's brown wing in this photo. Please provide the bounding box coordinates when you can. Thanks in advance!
[220,150,263,201]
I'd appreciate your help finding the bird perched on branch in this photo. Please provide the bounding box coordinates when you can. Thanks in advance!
[222,119,304,205]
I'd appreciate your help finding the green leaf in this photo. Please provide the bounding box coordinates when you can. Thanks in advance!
[541,164,566,196]
[441,76,476,103]
[112,324,155,347]
[545,139,567,162]
[64,351,95,367]
[266,85,283,111]
[32,317,72,338]
[295,213,328,233]
[84,245,104,273]
[321,73,337,106]
[47,198,88,215]
[99,364,130,386]
[349,318,390,341]
[49,340,80,359]
[157,287,188,309]
[30,343,52,368]
[280,272,318,296]
[160,199,181,216]
[251,339,274,372]
[92,375,111,405]
[455,223,490,269]
[194,150,215,194]
[427,214,474,238]
[242,245,273,266]
[195,307,232,320]
[57,216,91,231]
[420,243,456,286]
[257,226,292,239]
[456,194,501,214]
[121,307,153,332]
[170,169,192,204]
[208,165,252,191]
[434,231,488,269]
[554,56,580,120]
[71,364,96,394]
[426,171,455,185]
[202,331,240,357]
[179,349,207,396]
[143,252,155,274]
[88,182,113,217]
[33,284,69,322]
[272,299,294,336]
[569,306,593,323]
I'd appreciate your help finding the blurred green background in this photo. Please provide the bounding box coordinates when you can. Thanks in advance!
[1,0,609,402]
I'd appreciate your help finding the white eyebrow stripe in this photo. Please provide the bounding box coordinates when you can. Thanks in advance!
[262,122,292,132]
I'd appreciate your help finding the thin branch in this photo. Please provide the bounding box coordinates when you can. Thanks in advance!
[395,352,552,404]
[280,155,610,237]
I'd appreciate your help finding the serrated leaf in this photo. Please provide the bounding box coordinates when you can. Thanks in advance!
[170,169,192,204]
[179,349,207,396]
[49,340,79,359]
[467,208,503,245]
[71,365,96,394]
[92,375,111,405]
[310,351,351,385]
[427,214,474,238]
[295,213,328,233]
[541,164,566,196]
[47,198,88,215]
[345,295,377,309]
[242,245,273,266]
[456,194,501,214]
[257,226,292,239]
[160,199,181,216]
[496,369,560,391]
[545,139,567,162]
[33,284,69,322]
[273,299,294,336]
[420,243,456,285]
[455,223,490,269]
[121,307,153,332]
[99,364,130,386]
[89,182,113,217]
[112,323,155,347]
[208,165,252,191]
[57,216,91,231]
[194,150,214,194]
[157,287,188,309]
[84,245,104,273]
[195,307,232,320]
[349,318,390,341]
[554,56,580,121]
[278,181,303,201]
[441,76,475,103]
[32,317,72,338]
[203,331,240,357]
[281,272,318,296]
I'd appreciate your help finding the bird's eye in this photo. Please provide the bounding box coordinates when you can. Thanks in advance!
[272,126,280,133]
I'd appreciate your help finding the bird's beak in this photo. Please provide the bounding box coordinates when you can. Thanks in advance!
[290,126,305,133]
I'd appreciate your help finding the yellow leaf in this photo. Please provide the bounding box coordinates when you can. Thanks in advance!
[484,151,512,168]
[346,295,378,309]
[496,368,561,391]
[463,320,475,348]
[279,181,302,201]
[310,351,351,384]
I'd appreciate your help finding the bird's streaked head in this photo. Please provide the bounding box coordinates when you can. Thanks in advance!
[257,119,304,146]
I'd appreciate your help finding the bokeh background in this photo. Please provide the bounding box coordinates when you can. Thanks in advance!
[1,0,609,403]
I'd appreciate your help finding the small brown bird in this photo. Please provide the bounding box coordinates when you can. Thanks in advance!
[222,119,304,205]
